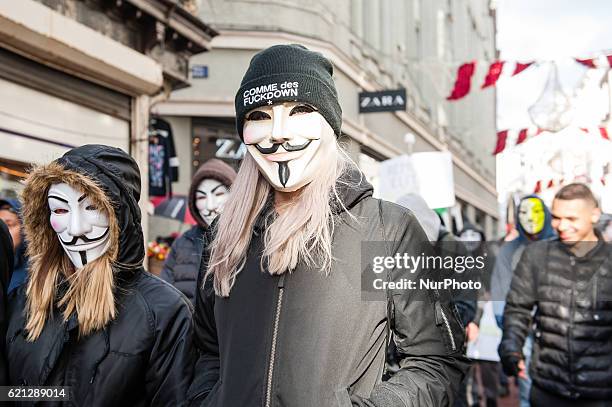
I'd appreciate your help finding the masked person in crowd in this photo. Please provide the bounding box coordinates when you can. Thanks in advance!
[457,223,501,407]
[6,145,195,405]
[161,159,236,302]
[490,194,555,407]
[0,219,14,385]
[394,195,480,407]
[0,198,29,293]
[395,193,477,326]
[499,183,611,407]
[187,44,469,407]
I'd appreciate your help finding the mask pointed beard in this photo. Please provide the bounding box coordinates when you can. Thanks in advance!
[242,105,336,192]
[80,251,88,266]
[278,162,290,187]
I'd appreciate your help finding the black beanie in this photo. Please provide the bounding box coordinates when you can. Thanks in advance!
[235,44,342,140]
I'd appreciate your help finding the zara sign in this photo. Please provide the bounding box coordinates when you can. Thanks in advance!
[358,88,407,113]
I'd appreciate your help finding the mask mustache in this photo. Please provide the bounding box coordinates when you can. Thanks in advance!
[59,228,109,246]
[249,139,314,154]
[201,209,219,217]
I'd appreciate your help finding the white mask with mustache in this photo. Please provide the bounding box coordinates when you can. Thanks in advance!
[48,183,111,269]
[243,102,336,192]
[195,179,229,226]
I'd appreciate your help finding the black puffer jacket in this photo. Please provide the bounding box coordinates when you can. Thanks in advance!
[188,169,469,407]
[6,145,195,406]
[161,225,205,303]
[499,233,612,400]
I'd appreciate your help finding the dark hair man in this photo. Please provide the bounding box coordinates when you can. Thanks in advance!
[499,183,611,406]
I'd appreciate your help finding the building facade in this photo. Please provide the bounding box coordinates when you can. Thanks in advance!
[0,0,216,239]
[155,0,500,237]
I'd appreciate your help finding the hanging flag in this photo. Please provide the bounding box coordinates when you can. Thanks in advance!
[447,62,476,100]
[534,180,542,193]
[575,58,597,68]
[513,62,534,76]
[575,54,612,69]
[516,129,529,144]
[492,130,509,155]
[482,61,505,89]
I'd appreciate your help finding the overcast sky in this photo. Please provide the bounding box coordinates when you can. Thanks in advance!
[495,0,612,129]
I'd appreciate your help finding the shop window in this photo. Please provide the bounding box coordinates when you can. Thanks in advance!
[0,157,28,199]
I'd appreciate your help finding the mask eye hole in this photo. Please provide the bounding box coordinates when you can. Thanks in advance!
[246,111,271,121]
[53,208,68,215]
[85,205,97,211]
[289,104,316,116]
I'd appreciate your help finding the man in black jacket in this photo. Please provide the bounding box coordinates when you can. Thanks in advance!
[0,219,14,385]
[188,44,469,407]
[499,183,611,406]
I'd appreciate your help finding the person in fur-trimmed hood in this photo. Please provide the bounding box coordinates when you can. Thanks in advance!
[161,159,236,302]
[6,144,195,406]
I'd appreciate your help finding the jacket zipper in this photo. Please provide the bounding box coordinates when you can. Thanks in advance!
[265,274,285,407]
[435,301,456,352]
[568,260,576,394]
[592,274,598,310]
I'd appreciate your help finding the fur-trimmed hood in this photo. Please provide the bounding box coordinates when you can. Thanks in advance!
[21,145,145,278]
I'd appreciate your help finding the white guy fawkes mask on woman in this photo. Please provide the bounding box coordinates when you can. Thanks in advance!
[48,183,111,269]
[195,179,229,226]
[243,102,336,192]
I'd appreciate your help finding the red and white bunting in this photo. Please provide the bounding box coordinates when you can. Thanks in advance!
[492,127,542,155]
[532,176,605,194]
[579,126,611,140]
[493,127,610,155]
[575,53,612,69]
[448,60,534,100]
[448,51,612,102]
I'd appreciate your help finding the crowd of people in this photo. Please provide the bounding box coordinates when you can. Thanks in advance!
[0,44,610,406]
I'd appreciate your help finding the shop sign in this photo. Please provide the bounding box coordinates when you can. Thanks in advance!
[358,89,406,113]
[215,138,246,160]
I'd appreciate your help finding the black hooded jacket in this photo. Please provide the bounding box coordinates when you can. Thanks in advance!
[187,169,469,407]
[6,145,195,406]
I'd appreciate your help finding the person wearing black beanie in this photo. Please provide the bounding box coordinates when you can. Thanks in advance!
[188,44,469,407]
[233,44,344,192]
[235,44,342,140]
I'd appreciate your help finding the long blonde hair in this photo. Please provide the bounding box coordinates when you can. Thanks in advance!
[21,163,119,341]
[206,144,352,296]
